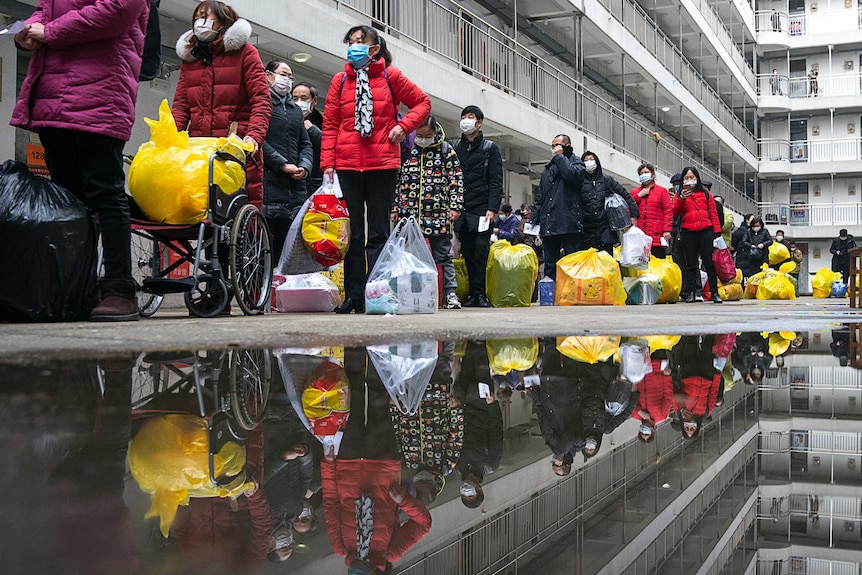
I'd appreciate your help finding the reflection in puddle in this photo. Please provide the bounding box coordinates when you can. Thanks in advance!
[1,326,860,574]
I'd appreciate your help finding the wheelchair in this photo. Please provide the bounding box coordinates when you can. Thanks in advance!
[128,149,272,317]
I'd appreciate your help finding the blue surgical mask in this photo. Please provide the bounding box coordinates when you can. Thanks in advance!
[638,173,653,185]
[347,44,371,67]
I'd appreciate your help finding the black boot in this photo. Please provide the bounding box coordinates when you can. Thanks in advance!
[90,279,140,322]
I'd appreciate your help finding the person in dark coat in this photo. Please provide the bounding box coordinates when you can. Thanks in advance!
[578,359,632,460]
[731,213,754,272]
[830,229,857,282]
[292,81,324,192]
[731,332,772,385]
[531,135,586,280]
[452,105,504,307]
[454,341,503,508]
[739,216,773,279]
[579,150,639,254]
[262,60,314,262]
[493,203,522,244]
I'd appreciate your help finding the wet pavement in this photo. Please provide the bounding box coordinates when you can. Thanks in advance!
[2,307,862,574]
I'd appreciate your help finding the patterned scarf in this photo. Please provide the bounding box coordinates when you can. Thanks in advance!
[355,493,374,561]
[354,65,374,138]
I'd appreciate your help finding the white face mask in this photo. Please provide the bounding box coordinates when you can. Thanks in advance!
[683,179,697,187]
[193,18,219,42]
[460,483,478,498]
[751,226,762,232]
[460,118,477,134]
[272,74,293,96]
[585,439,598,451]
[639,424,653,436]
[294,100,312,116]
[775,235,784,242]
[584,160,597,173]
[414,135,435,148]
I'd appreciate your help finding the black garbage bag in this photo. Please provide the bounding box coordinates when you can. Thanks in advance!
[0,160,97,322]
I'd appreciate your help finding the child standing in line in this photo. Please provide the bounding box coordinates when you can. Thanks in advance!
[393,114,465,309]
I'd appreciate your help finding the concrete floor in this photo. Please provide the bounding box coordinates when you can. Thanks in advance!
[2,297,861,360]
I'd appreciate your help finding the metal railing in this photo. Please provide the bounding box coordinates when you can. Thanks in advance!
[768,8,862,37]
[333,0,756,213]
[757,72,862,99]
[758,201,862,227]
[594,0,756,150]
[396,381,756,575]
[755,10,790,34]
[756,73,789,97]
[690,0,756,87]
[757,138,862,164]
[759,430,862,455]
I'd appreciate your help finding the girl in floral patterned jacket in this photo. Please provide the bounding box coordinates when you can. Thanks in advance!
[393,115,465,309]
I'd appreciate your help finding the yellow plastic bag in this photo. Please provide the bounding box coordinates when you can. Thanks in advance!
[486,338,539,374]
[812,268,842,298]
[556,335,620,364]
[767,332,796,356]
[642,335,681,353]
[779,261,796,275]
[128,414,253,538]
[454,257,469,303]
[486,240,538,307]
[555,248,626,306]
[649,256,682,303]
[757,273,796,300]
[744,265,772,299]
[718,283,743,301]
[128,100,252,224]
[719,268,743,286]
[768,242,790,265]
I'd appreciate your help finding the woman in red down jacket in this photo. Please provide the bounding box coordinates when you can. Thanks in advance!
[632,357,674,442]
[321,25,432,314]
[630,162,673,258]
[172,0,272,209]
[672,166,722,303]
[671,335,722,441]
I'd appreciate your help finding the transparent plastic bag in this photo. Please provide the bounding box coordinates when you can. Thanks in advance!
[365,217,438,315]
[619,226,651,269]
[623,274,662,305]
[619,339,652,383]
[831,281,848,298]
[604,193,632,231]
[275,272,342,312]
[368,342,438,415]
[128,100,252,224]
[486,240,538,307]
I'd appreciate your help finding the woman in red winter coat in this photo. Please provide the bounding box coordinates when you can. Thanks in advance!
[631,163,672,258]
[672,166,723,303]
[321,26,432,314]
[172,1,272,209]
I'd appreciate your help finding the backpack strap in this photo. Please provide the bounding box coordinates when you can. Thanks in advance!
[482,139,493,185]
[340,69,399,121]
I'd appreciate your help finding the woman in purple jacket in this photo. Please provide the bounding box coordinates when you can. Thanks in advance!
[11,0,150,321]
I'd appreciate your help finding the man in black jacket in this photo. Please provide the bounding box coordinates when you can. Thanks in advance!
[453,105,503,307]
[532,135,585,280]
[831,229,857,282]
[263,61,314,262]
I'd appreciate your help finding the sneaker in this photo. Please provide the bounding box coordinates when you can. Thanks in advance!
[695,294,704,302]
[445,292,462,309]
[474,293,492,308]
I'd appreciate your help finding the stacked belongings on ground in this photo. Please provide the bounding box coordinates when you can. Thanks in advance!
[618,253,682,304]
[744,263,796,300]
[486,240,538,307]
[555,248,627,306]
[365,217,437,314]
[273,273,342,312]
[616,227,663,305]
[718,268,744,301]
[487,338,539,375]
[811,268,845,299]
[128,100,253,225]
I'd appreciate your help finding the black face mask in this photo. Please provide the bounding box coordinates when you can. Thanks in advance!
[562,145,573,158]
[191,43,212,65]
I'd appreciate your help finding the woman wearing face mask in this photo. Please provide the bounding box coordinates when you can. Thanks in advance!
[578,151,639,254]
[292,82,324,192]
[630,162,672,258]
[672,167,723,303]
[321,25,432,314]
[172,0,271,209]
[739,216,772,280]
[261,60,313,262]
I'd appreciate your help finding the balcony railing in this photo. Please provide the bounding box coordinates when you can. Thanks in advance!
[333,0,756,213]
[756,73,789,97]
[756,8,862,36]
[758,138,862,163]
[758,73,862,99]
[758,202,862,227]
[689,0,757,87]
[594,0,756,150]
[760,430,862,455]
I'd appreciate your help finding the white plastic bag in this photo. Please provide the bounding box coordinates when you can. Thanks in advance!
[713,237,727,250]
[620,226,652,270]
[365,217,438,315]
[277,174,346,275]
[367,342,438,415]
[275,272,342,312]
[619,339,652,384]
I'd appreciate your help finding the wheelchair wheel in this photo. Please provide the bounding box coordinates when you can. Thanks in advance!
[130,235,164,316]
[230,349,271,430]
[229,204,272,315]
[184,276,230,317]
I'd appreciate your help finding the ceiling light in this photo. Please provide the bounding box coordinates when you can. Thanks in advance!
[291,52,312,63]
[662,483,671,489]
[661,106,671,112]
